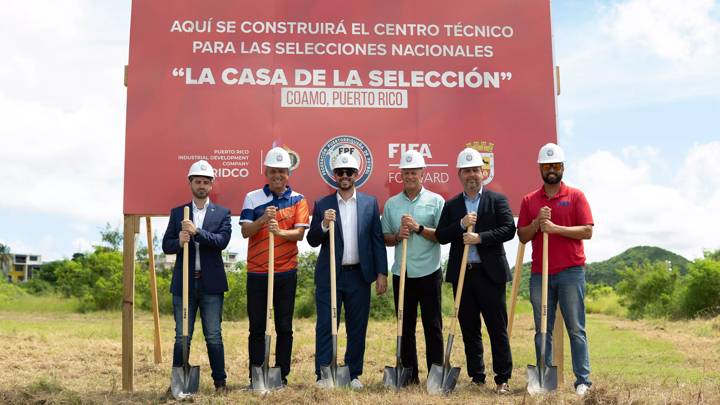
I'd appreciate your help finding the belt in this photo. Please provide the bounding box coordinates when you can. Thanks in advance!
[466,262,482,270]
[341,264,360,271]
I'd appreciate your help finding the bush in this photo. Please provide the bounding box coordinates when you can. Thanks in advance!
[0,275,27,301]
[224,269,247,321]
[617,261,677,319]
[677,258,720,318]
[585,283,627,317]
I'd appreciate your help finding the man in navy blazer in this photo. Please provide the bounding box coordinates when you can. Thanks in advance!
[436,148,516,394]
[162,160,232,392]
[307,153,388,390]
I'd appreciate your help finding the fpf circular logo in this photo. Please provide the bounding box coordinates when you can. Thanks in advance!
[318,135,373,188]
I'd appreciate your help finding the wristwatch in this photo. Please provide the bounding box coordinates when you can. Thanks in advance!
[416,225,425,234]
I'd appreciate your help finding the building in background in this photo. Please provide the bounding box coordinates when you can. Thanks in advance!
[3,253,42,283]
[154,251,240,273]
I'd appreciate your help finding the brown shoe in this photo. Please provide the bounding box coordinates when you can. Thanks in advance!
[496,382,510,395]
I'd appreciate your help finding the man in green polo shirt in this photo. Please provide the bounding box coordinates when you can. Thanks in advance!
[381,149,445,386]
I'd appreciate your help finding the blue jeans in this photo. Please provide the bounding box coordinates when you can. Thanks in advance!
[173,279,226,383]
[530,266,591,387]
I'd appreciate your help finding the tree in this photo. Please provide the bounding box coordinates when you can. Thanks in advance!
[0,243,12,279]
[678,258,720,318]
[617,261,677,319]
[99,223,123,251]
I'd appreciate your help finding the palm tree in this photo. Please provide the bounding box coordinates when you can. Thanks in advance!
[0,243,12,280]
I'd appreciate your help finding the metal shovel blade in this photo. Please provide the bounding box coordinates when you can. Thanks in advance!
[383,336,413,389]
[320,363,351,388]
[251,336,283,392]
[319,334,351,388]
[427,363,460,395]
[427,334,460,395]
[382,363,413,389]
[170,365,200,400]
[526,364,558,394]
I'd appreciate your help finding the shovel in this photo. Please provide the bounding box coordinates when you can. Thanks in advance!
[383,238,413,389]
[527,232,558,394]
[251,233,283,392]
[319,222,351,388]
[171,206,200,399]
[427,224,474,395]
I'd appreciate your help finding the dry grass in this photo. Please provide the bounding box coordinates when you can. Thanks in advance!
[1,307,719,404]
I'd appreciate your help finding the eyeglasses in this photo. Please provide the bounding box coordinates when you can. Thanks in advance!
[333,168,357,177]
[541,163,563,172]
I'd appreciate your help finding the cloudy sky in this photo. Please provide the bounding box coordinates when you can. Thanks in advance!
[1,0,718,264]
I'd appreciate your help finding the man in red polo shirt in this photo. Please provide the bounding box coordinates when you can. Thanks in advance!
[517,143,594,397]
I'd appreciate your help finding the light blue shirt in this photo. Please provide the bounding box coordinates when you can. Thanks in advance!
[381,187,444,278]
[462,189,482,263]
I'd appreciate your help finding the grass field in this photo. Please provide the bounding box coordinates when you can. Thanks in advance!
[1,295,719,404]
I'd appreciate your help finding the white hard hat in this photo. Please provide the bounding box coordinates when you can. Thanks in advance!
[187,160,215,179]
[456,148,484,169]
[537,143,566,164]
[264,147,292,169]
[332,153,359,170]
[399,150,426,169]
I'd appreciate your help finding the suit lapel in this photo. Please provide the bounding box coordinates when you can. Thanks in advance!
[201,202,216,230]
[355,193,365,237]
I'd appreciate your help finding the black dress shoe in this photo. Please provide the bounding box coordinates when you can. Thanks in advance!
[471,376,486,386]
[214,380,228,393]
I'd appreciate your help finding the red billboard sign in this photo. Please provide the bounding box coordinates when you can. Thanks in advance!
[125,0,557,215]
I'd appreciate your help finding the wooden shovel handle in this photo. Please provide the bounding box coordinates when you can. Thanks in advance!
[265,232,275,336]
[396,238,408,337]
[449,225,473,336]
[540,232,549,334]
[146,217,162,364]
[182,207,190,337]
[329,222,338,337]
[507,242,526,339]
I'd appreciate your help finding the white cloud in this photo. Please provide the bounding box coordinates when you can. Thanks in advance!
[557,0,720,112]
[569,141,720,261]
[0,1,129,222]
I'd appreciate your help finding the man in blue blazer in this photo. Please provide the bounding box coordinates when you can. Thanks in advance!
[162,160,232,392]
[436,148,516,394]
[307,153,388,390]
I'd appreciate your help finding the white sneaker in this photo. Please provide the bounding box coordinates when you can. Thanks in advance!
[350,378,363,390]
[576,383,589,396]
[316,379,328,389]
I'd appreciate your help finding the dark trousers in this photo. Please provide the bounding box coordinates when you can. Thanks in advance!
[392,269,444,383]
[247,271,297,380]
[172,279,226,383]
[315,266,371,379]
[452,263,513,384]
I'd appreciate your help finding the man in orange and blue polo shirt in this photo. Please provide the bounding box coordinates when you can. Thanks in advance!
[517,143,594,397]
[240,146,310,387]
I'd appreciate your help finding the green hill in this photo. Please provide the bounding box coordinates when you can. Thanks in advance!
[585,246,690,286]
[512,245,690,296]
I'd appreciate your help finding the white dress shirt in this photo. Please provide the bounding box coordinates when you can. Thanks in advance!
[192,198,209,271]
[323,190,359,265]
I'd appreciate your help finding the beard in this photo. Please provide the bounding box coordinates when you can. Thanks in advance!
[192,189,208,199]
[543,172,563,184]
[337,179,354,191]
